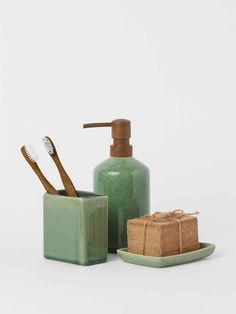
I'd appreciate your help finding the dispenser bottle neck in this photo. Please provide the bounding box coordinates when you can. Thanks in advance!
[110,139,133,157]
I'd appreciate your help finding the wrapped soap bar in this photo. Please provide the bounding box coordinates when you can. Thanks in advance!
[127,210,200,257]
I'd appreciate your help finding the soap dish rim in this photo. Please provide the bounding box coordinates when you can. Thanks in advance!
[117,242,215,268]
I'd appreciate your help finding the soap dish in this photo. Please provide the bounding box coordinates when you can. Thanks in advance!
[117,242,215,268]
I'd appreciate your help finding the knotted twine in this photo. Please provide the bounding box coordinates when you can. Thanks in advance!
[141,209,199,255]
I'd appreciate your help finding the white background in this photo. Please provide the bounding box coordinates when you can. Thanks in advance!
[0,0,236,313]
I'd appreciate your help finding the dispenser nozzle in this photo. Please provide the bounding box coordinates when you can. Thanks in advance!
[83,122,112,128]
[83,119,133,157]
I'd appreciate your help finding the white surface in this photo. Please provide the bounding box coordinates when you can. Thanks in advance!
[0,1,236,313]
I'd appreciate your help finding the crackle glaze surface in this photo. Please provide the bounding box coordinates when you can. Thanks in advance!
[94,157,150,252]
[117,243,215,268]
[44,190,108,265]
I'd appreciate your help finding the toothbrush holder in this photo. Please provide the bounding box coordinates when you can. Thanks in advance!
[43,190,108,265]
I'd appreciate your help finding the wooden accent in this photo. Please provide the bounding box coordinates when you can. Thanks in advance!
[21,146,59,195]
[83,122,112,128]
[83,119,133,157]
[43,136,78,197]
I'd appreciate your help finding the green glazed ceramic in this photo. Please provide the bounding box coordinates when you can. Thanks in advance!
[117,242,215,268]
[94,157,150,253]
[44,190,108,266]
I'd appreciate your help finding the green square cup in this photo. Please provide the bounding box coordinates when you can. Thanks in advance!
[43,190,108,265]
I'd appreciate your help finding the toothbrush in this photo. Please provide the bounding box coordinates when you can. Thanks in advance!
[21,145,59,194]
[43,136,78,197]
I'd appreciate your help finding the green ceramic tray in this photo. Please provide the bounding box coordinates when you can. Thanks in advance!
[117,242,215,268]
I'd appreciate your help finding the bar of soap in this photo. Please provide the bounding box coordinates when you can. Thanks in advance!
[127,212,200,257]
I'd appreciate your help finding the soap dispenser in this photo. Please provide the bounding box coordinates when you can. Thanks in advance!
[83,119,150,253]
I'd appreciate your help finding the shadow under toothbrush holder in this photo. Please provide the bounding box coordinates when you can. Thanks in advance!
[43,190,108,266]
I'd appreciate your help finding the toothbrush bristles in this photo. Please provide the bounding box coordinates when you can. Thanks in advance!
[24,145,39,163]
[43,137,54,155]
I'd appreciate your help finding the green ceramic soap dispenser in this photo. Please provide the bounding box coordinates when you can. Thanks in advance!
[83,119,150,253]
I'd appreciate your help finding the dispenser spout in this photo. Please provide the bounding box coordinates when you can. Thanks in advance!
[83,119,133,157]
[83,122,112,128]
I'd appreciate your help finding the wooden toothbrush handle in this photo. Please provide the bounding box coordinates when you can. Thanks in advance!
[52,155,77,197]
[32,163,59,195]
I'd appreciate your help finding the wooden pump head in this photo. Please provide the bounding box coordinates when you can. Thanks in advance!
[83,119,133,157]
